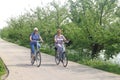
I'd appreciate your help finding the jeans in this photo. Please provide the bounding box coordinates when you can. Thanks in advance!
[30,41,40,54]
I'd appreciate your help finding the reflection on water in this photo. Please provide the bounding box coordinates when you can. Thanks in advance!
[111,54,120,64]
[99,50,120,64]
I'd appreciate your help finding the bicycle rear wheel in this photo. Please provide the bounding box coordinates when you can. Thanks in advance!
[62,52,68,67]
[35,51,41,67]
[55,52,60,65]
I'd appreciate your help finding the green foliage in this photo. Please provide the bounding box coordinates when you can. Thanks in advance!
[79,59,120,74]
[68,0,120,59]
[1,0,120,60]
[40,44,55,56]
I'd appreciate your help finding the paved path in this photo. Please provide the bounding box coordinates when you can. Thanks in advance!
[0,39,120,80]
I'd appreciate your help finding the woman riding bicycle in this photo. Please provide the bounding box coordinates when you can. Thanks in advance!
[54,29,67,56]
[30,27,43,59]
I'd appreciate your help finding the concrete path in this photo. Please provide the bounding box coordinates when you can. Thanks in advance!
[0,38,120,80]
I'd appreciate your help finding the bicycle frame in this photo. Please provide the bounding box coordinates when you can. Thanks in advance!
[55,43,68,67]
[31,41,42,67]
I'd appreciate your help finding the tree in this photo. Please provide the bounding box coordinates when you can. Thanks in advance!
[50,1,69,28]
[1,0,120,60]
[68,0,120,59]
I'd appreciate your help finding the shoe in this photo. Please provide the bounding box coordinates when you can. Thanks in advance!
[30,53,35,64]
[61,59,63,63]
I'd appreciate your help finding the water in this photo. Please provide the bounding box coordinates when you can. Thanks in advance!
[100,50,120,64]
[111,54,120,64]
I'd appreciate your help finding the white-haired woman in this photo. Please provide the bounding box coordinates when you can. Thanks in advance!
[30,27,43,58]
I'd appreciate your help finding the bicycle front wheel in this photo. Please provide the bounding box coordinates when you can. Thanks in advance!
[62,52,68,67]
[36,51,41,67]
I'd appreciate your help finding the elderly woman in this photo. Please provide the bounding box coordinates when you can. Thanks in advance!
[54,29,67,56]
[30,27,43,57]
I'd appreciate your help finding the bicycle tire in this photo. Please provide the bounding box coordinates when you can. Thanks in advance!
[55,52,60,65]
[36,51,41,67]
[62,52,68,67]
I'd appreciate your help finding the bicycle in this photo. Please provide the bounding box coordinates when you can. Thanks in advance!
[55,41,71,67]
[31,41,42,67]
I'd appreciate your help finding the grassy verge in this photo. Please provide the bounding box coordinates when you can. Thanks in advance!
[0,58,6,80]
[40,46,120,75]
[78,59,120,74]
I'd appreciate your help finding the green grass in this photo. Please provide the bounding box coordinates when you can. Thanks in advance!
[78,59,120,74]
[40,47,120,75]
[0,58,6,79]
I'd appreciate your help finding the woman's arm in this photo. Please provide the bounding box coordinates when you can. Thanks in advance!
[63,35,67,42]
[39,36,44,42]
[54,35,57,43]
[30,35,32,42]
